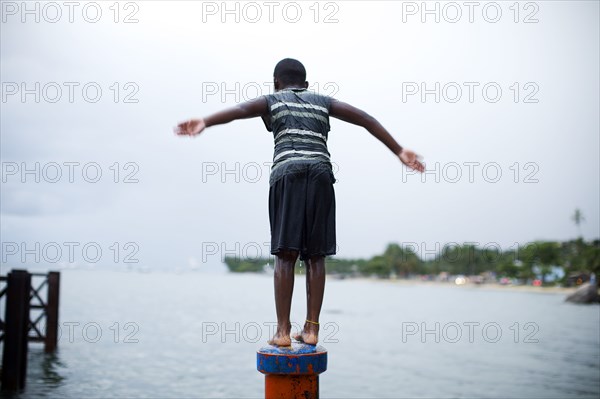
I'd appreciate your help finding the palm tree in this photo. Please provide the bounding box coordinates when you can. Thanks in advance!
[572,208,585,238]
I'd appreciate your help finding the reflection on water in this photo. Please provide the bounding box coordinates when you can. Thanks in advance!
[37,350,66,388]
[0,348,66,398]
[1,269,599,398]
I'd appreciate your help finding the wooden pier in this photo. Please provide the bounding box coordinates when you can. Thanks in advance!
[0,270,60,391]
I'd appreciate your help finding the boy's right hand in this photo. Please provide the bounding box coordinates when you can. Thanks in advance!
[174,118,206,137]
[398,149,425,172]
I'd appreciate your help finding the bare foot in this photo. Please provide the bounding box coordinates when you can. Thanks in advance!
[292,322,319,345]
[268,325,291,347]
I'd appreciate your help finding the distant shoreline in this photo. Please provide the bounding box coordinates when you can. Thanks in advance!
[333,276,579,295]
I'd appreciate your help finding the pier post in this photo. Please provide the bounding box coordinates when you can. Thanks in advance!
[257,343,327,399]
[1,270,31,391]
[45,272,60,353]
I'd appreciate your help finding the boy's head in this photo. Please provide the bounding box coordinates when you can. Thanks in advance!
[273,58,308,91]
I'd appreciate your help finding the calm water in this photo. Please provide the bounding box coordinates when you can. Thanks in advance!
[2,269,599,398]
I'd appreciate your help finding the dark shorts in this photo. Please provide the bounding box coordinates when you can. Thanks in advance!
[269,162,336,261]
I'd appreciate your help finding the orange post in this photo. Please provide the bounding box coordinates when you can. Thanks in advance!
[257,343,327,399]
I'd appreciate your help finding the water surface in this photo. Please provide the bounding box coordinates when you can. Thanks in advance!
[3,269,599,398]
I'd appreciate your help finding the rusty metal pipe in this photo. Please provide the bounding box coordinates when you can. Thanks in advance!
[257,343,327,398]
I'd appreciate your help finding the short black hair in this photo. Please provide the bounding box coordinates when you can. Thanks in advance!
[273,58,306,86]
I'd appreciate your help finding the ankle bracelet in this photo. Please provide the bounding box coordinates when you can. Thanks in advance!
[305,319,319,325]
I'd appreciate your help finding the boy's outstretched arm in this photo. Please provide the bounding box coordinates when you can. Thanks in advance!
[330,100,425,172]
[175,97,268,137]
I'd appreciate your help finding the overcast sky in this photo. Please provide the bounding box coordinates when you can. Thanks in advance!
[1,1,598,272]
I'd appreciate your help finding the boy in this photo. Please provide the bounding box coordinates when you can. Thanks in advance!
[175,58,424,346]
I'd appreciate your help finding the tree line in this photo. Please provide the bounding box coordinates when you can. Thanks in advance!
[223,238,600,285]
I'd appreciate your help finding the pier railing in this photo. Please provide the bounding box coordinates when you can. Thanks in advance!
[0,270,60,391]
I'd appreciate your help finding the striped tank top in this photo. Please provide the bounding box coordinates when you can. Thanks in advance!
[261,88,334,185]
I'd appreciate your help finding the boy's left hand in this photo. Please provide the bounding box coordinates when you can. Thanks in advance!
[174,119,205,137]
[399,149,425,173]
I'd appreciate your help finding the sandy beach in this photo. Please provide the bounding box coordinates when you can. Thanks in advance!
[338,277,581,295]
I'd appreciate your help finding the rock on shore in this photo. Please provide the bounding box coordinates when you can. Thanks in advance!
[565,282,600,304]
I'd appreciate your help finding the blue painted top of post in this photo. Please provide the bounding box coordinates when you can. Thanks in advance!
[257,343,327,375]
